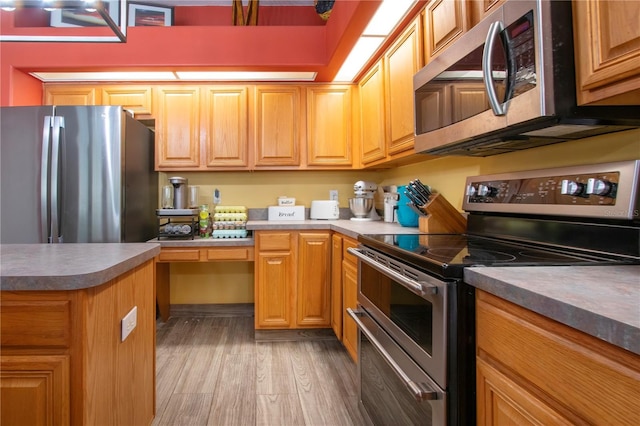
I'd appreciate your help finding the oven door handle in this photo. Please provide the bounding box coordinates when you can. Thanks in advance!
[347,247,438,296]
[347,308,441,402]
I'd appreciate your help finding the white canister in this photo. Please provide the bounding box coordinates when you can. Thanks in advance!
[384,193,398,223]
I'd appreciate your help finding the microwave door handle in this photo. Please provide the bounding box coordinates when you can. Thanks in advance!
[49,116,64,243]
[347,247,438,297]
[347,308,441,402]
[482,20,506,116]
[40,116,53,243]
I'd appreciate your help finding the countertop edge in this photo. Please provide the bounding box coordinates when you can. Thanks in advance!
[1,244,160,291]
[464,266,640,356]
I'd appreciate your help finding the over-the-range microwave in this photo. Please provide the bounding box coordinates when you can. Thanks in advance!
[413,0,640,157]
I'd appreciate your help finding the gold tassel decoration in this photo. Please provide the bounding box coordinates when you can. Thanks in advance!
[232,0,244,26]
[246,0,259,26]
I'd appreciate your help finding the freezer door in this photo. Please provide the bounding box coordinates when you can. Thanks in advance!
[0,106,55,243]
[56,106,125,243]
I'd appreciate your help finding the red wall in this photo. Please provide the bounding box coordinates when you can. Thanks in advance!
[0,1,380,106]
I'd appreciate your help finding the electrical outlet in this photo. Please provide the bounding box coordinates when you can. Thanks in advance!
[121,306,137,342]
[329,190,338,201]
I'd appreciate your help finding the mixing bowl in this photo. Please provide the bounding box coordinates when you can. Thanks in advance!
[349,197,374,218]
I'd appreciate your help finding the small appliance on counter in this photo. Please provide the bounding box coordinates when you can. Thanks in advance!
[310,200,340,220]
[349,181,381,221]
[169,176,188,209]
[382,186,399,223]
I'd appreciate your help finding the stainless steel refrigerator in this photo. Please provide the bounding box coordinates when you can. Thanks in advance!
[1,105,157,243]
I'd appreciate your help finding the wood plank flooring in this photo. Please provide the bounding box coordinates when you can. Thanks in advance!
[153,313,367,426]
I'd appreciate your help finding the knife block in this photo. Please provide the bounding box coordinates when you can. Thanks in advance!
[417,192,467,233]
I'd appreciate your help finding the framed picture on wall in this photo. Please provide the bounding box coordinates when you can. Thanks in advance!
[128,3,173,27]
[50,0,120,27]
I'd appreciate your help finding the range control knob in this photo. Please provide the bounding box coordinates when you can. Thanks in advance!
[466,185,477,197]
[560,179,584,196]
[586,178,616,197]
[477,184,496,197]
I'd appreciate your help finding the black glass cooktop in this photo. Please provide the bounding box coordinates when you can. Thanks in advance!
[359,233,634,278]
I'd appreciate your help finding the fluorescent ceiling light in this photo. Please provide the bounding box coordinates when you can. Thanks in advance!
[333,36,384,82]
[31,71,178,82]
[363,0,416,36]
[29,70,317,82]
[176,71,317,81]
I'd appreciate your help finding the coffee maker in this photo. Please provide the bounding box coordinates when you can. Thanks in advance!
[168,176,188,210]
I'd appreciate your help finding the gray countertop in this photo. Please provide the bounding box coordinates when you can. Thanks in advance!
[465,266,640,355]
[0,243,160,291]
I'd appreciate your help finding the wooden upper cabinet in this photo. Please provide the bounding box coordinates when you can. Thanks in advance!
[202,86,249,168]
[100,86,152,116]
[467,0,505,27]
[154,86,201,170]
[385,17,423,155]
[306,85,353,167]
[358,61,387,165]
[423,0,468,62]
[254,86,302,167]
[44,86,97,105]
[573,0,640,105]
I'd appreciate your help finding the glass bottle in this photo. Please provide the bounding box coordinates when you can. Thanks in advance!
[199,204,210,238]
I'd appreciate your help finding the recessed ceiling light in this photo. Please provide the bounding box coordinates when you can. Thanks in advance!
[363,0,416,36]
[175,71,317,81]
[30,71,178,81]
[333,36,384,82]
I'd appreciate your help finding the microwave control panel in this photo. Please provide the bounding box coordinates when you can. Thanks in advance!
[462,161,640,219]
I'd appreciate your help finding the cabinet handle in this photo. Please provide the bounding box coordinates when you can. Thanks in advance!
[347,308,440,402]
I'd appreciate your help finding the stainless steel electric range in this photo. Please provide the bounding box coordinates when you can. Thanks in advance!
[347,160,640,426]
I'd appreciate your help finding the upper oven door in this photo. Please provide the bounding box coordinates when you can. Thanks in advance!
[414,0,557,154]
[348,246,449,389]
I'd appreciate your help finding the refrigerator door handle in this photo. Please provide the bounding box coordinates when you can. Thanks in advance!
[50,116,64,243]
[41,116,53,243]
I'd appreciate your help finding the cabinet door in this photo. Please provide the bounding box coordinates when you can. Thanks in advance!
[385,17,423,155]
[476,358,572,426]
[468,0,505,27]
[44,85,97,105]
[256,252,294,328]
[100,86,153,116]
[297,232,331,328]
[255,232,295,329]
[306,85,353,167]
[202,86,249,168]
[254,86,302,167]
[359,62,387,165]
[415,83,451,133]
[342,260,358,362]
[154,86,201,169]
[424,0,468,61]
[573,0,640,105]
[0,355,70,425]
[331,234,343,339]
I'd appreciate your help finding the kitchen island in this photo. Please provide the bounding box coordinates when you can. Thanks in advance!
[465,266,640,425]
[0,243,160,426]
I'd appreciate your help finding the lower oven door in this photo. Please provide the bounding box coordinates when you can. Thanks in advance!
[348,308,446,426]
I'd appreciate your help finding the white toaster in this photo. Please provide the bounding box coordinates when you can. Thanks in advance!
[310,200,340,220]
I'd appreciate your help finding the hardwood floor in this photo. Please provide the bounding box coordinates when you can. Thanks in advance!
[153,313,367,426]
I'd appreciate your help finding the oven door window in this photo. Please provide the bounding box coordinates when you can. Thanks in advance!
[361,262,434,356]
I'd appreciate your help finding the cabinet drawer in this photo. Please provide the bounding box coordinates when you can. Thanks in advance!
[258,233,292,251]
[0,301,71,348]
[206,247,254,261]
[342,237,359,266]
[158,248,202,262]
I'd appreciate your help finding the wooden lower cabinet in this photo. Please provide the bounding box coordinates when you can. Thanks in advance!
[476,290,640,426]
[331,234,344,339]
[0,260,156,426]
[254,230,331,329]
[341,236,359,362]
